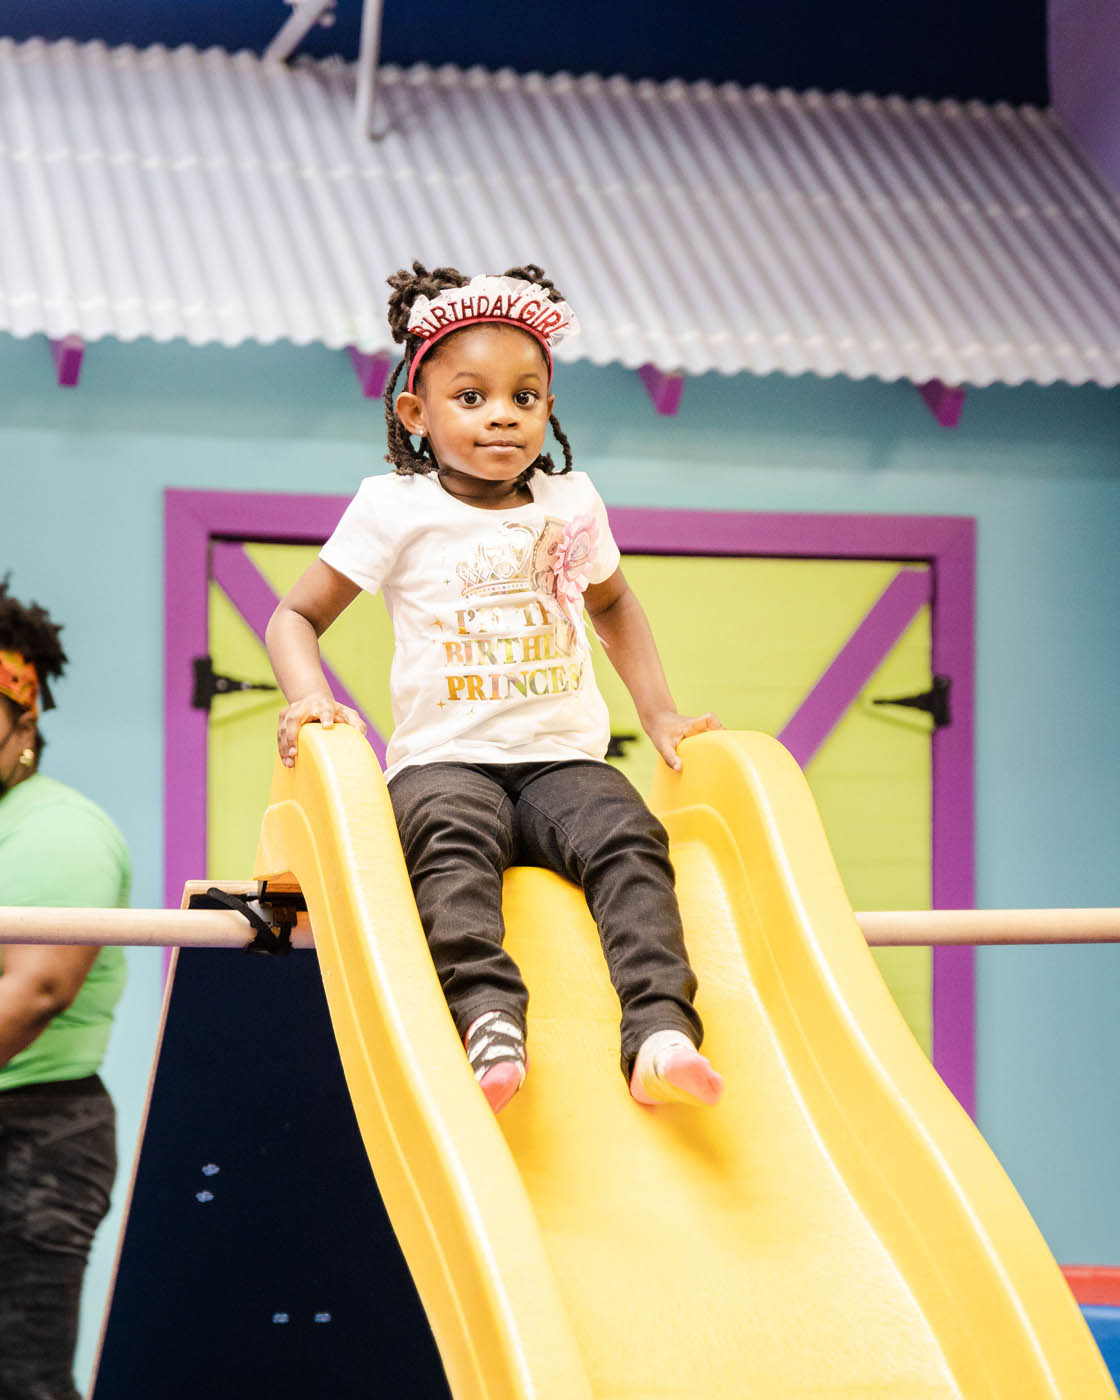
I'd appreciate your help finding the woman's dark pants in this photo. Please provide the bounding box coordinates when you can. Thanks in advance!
[0,1075,116,1400]
[389,760,703,1077]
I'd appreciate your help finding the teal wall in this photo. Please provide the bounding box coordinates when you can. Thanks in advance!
[3,331,1120,1386]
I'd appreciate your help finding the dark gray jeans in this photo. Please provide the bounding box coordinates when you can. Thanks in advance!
[0,1076,117,1400]
[388,759,703,1076]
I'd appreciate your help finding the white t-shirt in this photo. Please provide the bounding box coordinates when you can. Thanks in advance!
[320,469,622,781]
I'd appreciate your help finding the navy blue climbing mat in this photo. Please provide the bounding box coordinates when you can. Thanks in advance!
[91,948,451,1399]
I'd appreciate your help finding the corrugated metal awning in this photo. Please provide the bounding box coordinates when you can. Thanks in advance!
[3,35,1120,388]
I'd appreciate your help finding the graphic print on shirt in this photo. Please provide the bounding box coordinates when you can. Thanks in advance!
[439,514,599,706]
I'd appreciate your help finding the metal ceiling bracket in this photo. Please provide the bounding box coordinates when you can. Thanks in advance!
[917,378,966,428]
[347,347,391,398]
[638,364,686,416]
[354,0,386,140]
[263,0,336,65]
[49,335,84,388]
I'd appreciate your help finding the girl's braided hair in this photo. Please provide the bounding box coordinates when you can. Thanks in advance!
[383,261,574,488]
[0,575,68,754]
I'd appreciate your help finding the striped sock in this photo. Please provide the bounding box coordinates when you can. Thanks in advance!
[465,1011,527,1114]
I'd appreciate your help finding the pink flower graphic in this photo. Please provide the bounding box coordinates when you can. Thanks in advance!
[552,515,599,632]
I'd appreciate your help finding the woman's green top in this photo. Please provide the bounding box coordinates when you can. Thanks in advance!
[0,774,130,1091]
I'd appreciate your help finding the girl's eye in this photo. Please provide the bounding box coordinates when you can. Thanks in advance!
[458,390,483,406]
[514,390,538,406]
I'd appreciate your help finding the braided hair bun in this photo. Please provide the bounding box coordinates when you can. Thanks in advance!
[385,262,468,346]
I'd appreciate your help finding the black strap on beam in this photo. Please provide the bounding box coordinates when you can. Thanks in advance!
[189,885,306,957]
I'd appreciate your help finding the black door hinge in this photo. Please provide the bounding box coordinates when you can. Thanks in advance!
[191,654,278,711]
[872,673,951,729]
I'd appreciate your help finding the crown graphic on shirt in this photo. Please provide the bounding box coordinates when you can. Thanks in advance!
[455,523,540,599]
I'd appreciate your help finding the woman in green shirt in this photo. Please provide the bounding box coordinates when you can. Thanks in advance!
[0,579,130,1400]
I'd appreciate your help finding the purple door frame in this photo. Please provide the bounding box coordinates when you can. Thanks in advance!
[164,489,976,1112]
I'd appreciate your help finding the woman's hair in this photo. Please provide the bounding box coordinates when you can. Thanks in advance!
[0,575,67,756]
[382,261,574,487]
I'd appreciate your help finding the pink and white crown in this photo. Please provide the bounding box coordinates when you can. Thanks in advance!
[406,274,579,390]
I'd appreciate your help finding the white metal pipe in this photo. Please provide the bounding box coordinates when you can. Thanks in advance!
[1,907,1119,950]
[0,906,314,949]
[263,0,335,64]
[354,0,385,142]
[857,908,1120,946]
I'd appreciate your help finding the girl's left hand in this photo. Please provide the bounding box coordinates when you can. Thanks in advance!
[644,711,722,772]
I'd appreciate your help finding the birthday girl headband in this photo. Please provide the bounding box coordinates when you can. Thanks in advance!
[0,649,40,720]
[406,274,579,392]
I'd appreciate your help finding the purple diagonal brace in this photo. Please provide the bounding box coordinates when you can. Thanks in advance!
[50,335,84,388]
[779,568,933,769]
[210,541,387,768]
[348,348,391,399]
[637,364,685,415]
[917,379,966,428]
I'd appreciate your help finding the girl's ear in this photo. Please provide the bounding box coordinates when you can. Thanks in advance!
[395,391,425,437]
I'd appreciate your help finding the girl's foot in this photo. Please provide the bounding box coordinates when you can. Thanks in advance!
[630,1029,723,1107]
[465,1011,527,1114]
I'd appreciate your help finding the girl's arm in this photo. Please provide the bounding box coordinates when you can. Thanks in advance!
[585,567,719,771]
[265,559,367,766]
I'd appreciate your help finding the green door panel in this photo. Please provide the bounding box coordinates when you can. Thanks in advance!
[206,583,286,882]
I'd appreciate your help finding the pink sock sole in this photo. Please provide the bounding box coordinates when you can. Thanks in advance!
[631,1045,724,1107]
[478,1061,524,1114]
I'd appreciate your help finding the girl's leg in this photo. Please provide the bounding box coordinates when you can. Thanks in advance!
[511,761,713,1093]
[389,762,528,1050]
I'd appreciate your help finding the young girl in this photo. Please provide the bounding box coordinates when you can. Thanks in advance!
[266,262,723,1115]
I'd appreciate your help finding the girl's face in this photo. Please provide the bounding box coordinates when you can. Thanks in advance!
[395,324,554,498]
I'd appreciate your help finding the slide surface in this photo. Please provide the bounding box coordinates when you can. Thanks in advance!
[255,725,1116,1400]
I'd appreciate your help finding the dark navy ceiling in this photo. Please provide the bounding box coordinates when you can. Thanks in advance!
[4,1,1049,105]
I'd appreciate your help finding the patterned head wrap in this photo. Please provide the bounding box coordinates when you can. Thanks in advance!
[0,649,40,720]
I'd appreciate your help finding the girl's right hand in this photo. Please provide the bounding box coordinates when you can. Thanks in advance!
[277,692,367,767]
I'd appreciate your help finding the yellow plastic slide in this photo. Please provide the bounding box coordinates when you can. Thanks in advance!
[254,725,1115,1399]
